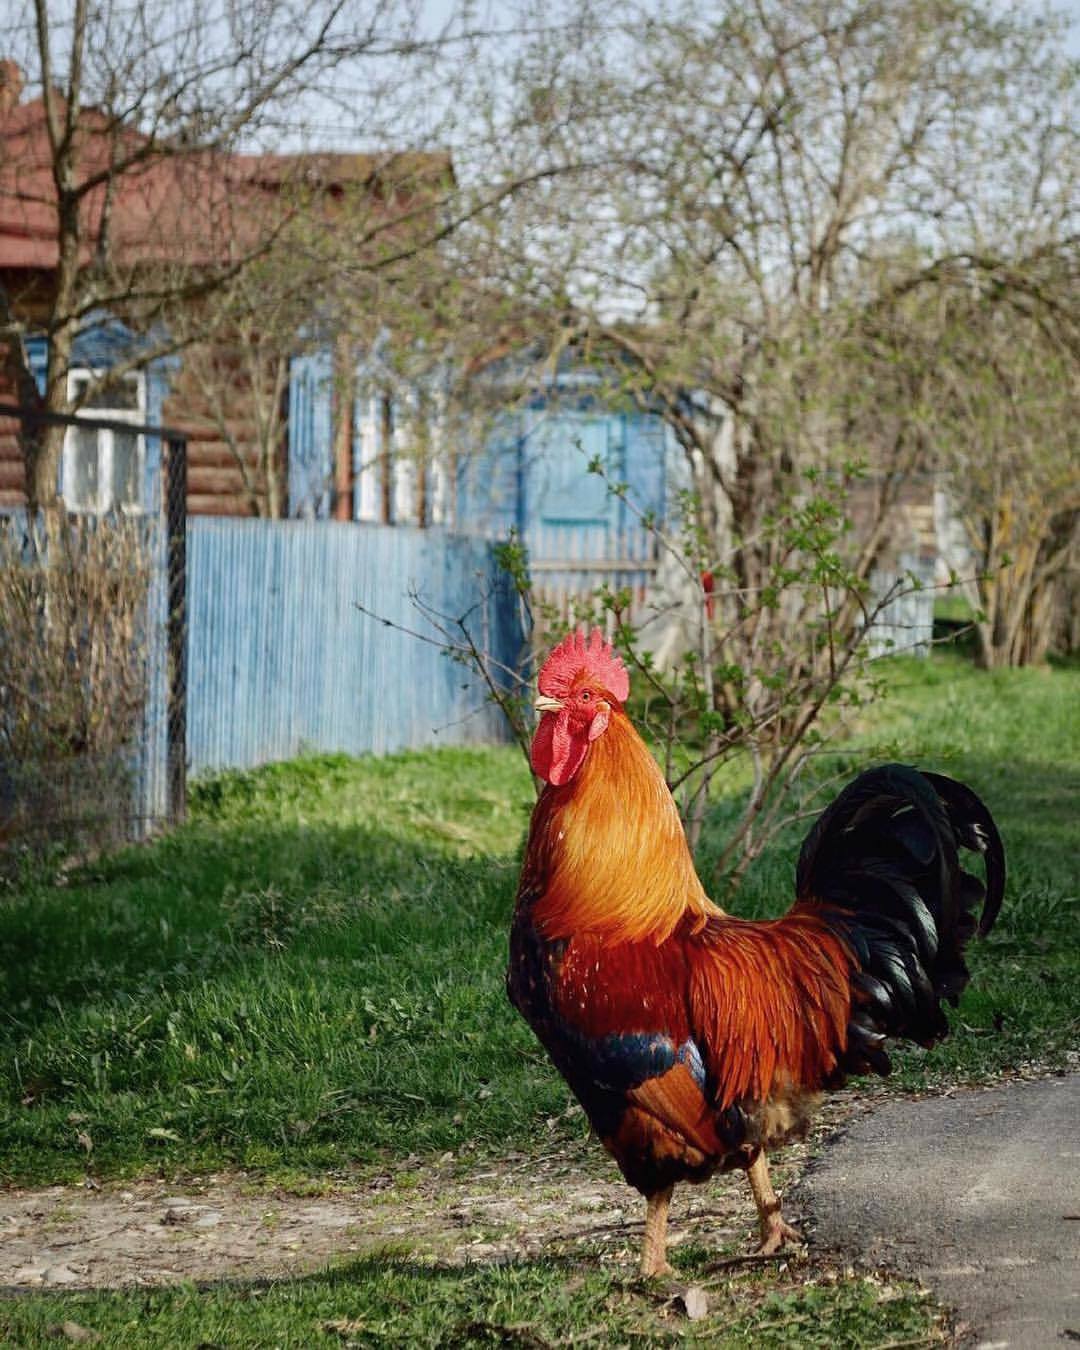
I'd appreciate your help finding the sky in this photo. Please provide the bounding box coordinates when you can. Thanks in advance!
[1062,0,1080,50]
[2,0,1077,151]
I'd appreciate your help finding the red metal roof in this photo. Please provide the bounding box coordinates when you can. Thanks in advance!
[0,86,450,271]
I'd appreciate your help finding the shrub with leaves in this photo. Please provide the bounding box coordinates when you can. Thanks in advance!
[512,469,928,889]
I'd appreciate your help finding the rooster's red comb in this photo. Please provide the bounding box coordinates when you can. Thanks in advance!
[537,627,629,704]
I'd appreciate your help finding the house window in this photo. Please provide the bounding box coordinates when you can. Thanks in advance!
[63,370,146,512]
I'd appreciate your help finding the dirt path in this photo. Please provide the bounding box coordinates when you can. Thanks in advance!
[0,1129,816,1291]
[798,1074,1080,1349]
[10,1074,1068,1346]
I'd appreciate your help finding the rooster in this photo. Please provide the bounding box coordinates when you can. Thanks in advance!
[508,629,1004,1276]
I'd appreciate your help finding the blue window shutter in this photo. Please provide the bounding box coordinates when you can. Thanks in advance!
[144,360,167,427]
[25,335,48,396]
[288,348,333,519]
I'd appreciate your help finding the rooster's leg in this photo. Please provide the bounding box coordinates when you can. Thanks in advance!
[640,1186,675,1277]
[746,1151,802,1255]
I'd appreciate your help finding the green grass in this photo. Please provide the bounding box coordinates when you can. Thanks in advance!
[1,658,1077,1187]
[0,1252,942,1348]
[1,748,544,1183]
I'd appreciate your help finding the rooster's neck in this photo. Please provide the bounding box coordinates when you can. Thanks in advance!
[525,712,722,944]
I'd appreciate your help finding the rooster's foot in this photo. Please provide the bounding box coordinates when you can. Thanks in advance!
[755,1213,803,1256]
[746,1151,804,1255]
[640,1186,675,1279]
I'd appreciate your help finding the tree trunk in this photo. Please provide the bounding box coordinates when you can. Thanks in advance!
[28,171,83,510]
[974,511,1078,668]
[26,319,74,511]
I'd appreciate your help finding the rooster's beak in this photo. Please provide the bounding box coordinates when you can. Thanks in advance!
[534,694,564,715]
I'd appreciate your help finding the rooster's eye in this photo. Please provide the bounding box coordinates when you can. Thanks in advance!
[581,691,591,701]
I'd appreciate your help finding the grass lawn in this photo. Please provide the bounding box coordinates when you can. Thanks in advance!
[0,1254,942,1348]
[1,653,1076,1345]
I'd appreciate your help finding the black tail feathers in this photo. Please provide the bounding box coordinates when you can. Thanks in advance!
[796,764,1005,1077]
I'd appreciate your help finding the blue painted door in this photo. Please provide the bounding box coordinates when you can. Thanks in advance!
[524,412,619,526]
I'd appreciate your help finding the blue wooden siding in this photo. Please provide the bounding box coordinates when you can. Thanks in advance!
[622,414,668,529]
[287,349,334,518]
[185,519,524,775]
[457,411,524,536]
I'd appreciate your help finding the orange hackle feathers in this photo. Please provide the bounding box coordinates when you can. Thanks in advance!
[527,709,721,943]
[538,627,630,704]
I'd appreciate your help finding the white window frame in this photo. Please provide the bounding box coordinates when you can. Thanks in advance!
[354,392,382,523]
[63,368,147,514]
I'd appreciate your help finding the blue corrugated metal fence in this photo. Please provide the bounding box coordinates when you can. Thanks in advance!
[185,519,524,776]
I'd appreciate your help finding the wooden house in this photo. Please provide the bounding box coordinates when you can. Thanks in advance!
[0,58,451,518]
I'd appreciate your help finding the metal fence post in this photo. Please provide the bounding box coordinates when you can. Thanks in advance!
[164,436,188,823]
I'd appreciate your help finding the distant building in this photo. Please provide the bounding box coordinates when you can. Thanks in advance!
[0,57,450,517]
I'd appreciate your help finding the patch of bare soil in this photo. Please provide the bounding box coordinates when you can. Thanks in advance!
[0,1100,862,1291]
